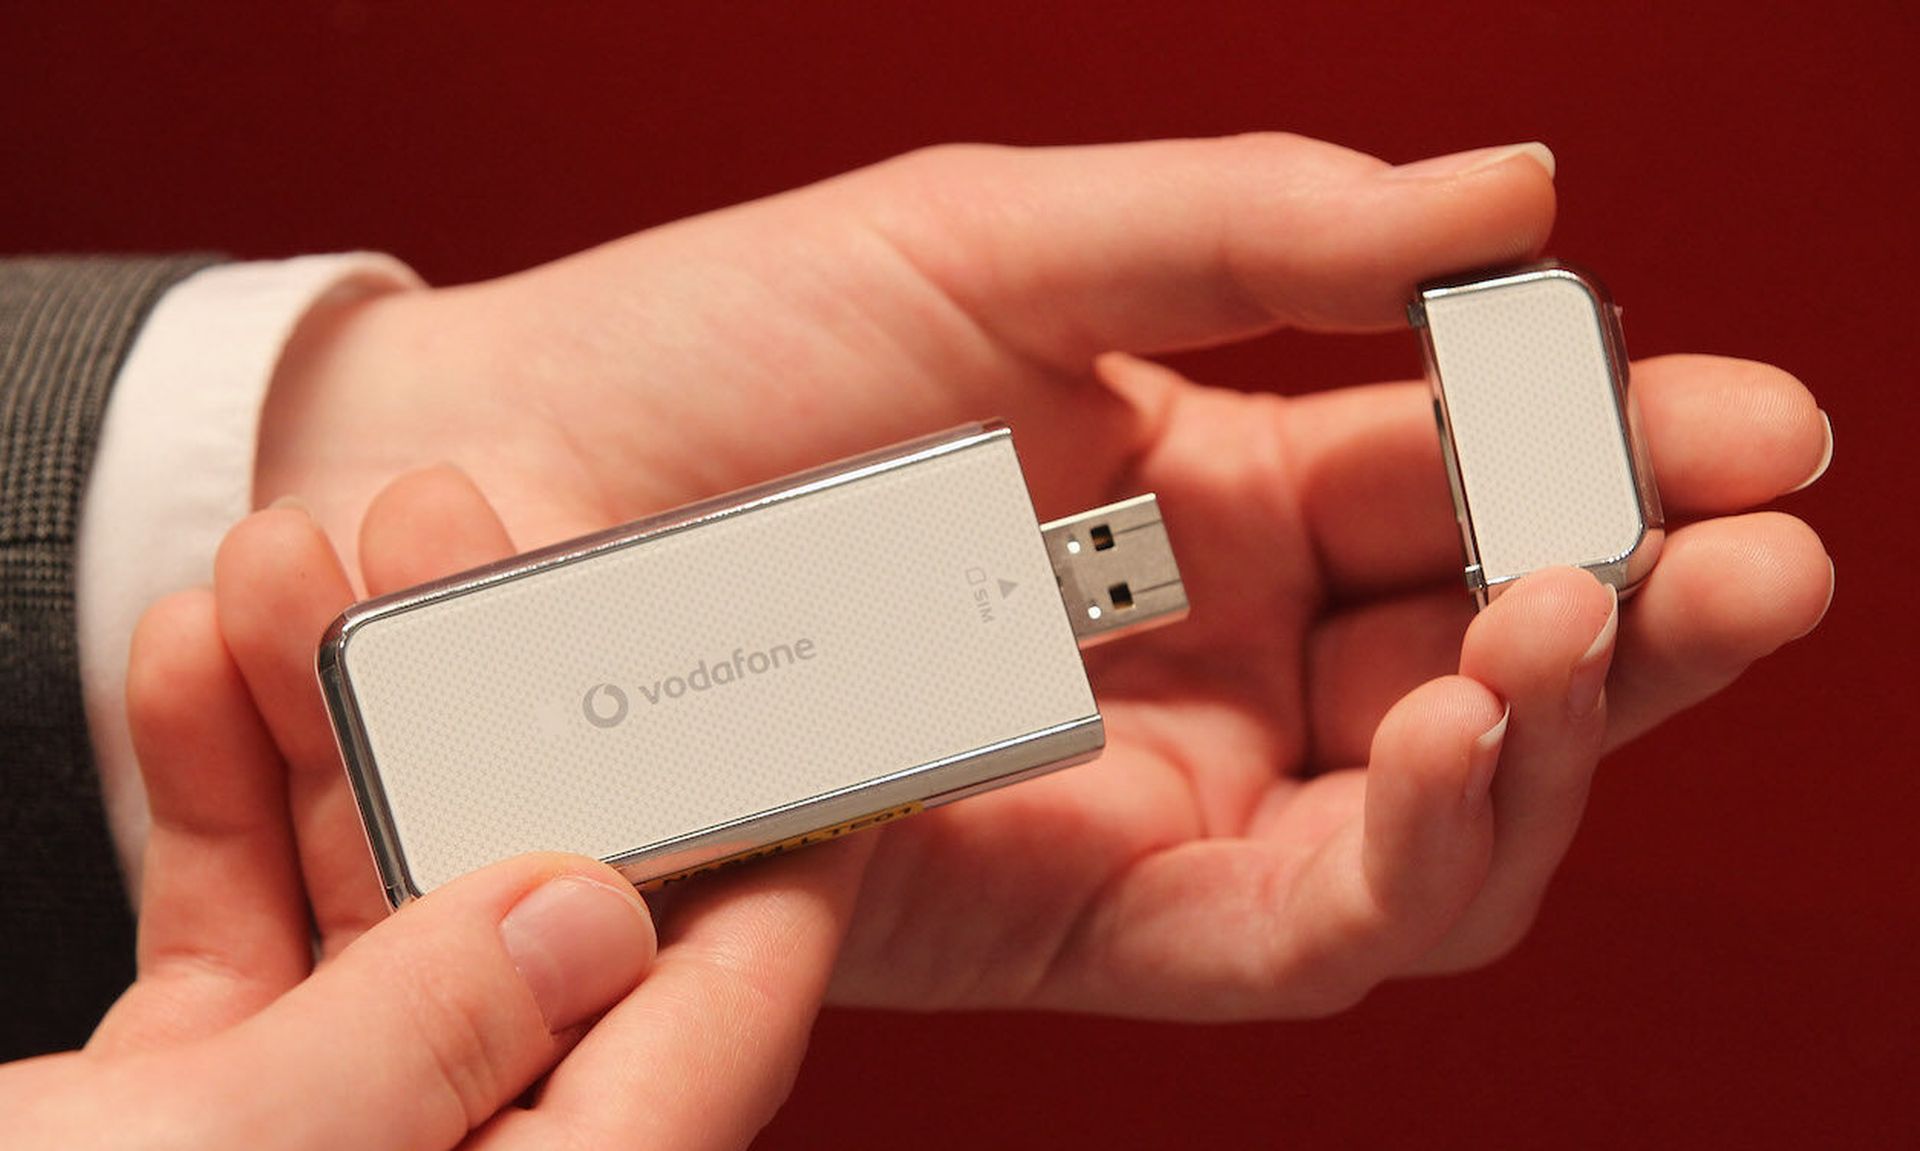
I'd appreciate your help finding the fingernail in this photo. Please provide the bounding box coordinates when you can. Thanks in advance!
[1567,584,1620,720]
[499,875,654,1033]
[1389,141,1556,181]
[1795,557,1837,640]
[267,494,311,516]
[1787,410,1833,493]
[1464,705,1510,809]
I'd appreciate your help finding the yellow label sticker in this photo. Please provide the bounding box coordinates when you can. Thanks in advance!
[640,802,924,890]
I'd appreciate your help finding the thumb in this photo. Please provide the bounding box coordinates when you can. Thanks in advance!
[187,853,657,1151]
[836,133,1557,365]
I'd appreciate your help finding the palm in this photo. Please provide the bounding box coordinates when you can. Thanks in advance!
[563,341,1350,1010]
[255,137,1833,1019]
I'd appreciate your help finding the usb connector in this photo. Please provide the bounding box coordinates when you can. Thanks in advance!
[1042,494,1188,645]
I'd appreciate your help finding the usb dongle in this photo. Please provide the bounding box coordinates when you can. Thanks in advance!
[318,423,1188,905]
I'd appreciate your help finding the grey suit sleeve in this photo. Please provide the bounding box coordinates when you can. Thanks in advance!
[1,254,223,1059]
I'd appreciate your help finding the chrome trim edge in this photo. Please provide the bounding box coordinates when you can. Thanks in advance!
[319,423,1027,906]
[1416,260,1666,607]
[606,713,1105,886]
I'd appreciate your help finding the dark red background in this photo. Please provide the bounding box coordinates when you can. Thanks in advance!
[4,3,1914,1146]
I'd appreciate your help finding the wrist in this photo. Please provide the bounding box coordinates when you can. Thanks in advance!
[253,284,440,571]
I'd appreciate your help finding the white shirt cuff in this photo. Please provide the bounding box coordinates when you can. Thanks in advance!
[76,253,424,895]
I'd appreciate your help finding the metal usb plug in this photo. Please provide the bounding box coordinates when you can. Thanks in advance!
[1041,494,1189,645]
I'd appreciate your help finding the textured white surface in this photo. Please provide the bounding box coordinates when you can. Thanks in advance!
[338,435,1097,893]
[1427,275,1645,583]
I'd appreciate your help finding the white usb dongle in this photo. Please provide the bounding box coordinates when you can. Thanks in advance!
[318,423,1187,906]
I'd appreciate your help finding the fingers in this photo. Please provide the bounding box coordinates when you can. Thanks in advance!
[1279,356,1832,596]
[1633,355,1832,511]
[491,136,1552,525]
[187,853,655,1151]
[1306,510,1834,770]
[1306,585,1477,768]
[520,837,873,1150]
[89,590,310,1055]
[1606,512,1833,747]
[217,467,520,959]
[1280,569,1618,984]
[857,135,1556,367]
[1415,568,1619,972]
[1027,677,1505,1019]
[359,464,517,596]
[1353,677,1507,959]
[215,503,382,956]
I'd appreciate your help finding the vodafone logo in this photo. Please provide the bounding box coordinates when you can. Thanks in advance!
[580,637,819,729]
[581,683,630,729]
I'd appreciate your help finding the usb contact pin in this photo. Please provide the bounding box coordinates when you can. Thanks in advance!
[1041,494,1188,645]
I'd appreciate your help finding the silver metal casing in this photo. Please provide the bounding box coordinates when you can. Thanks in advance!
[319,424,1103,906]
[1410,261,1664,607]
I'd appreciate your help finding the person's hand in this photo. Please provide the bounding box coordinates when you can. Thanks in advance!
[7,492,870,1150]
[245,135,1834,1018]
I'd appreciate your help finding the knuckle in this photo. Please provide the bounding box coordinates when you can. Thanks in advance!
[125,593,217,729]
[693,940,791,1032]
[891,140,1010,177]
[1223,129,1316,157]
[392,948,528,1130]
[1291,974,1375,1019]
[865,144,1014,217]
[1258,894,1386,1019]
[1474,901,1545,967]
